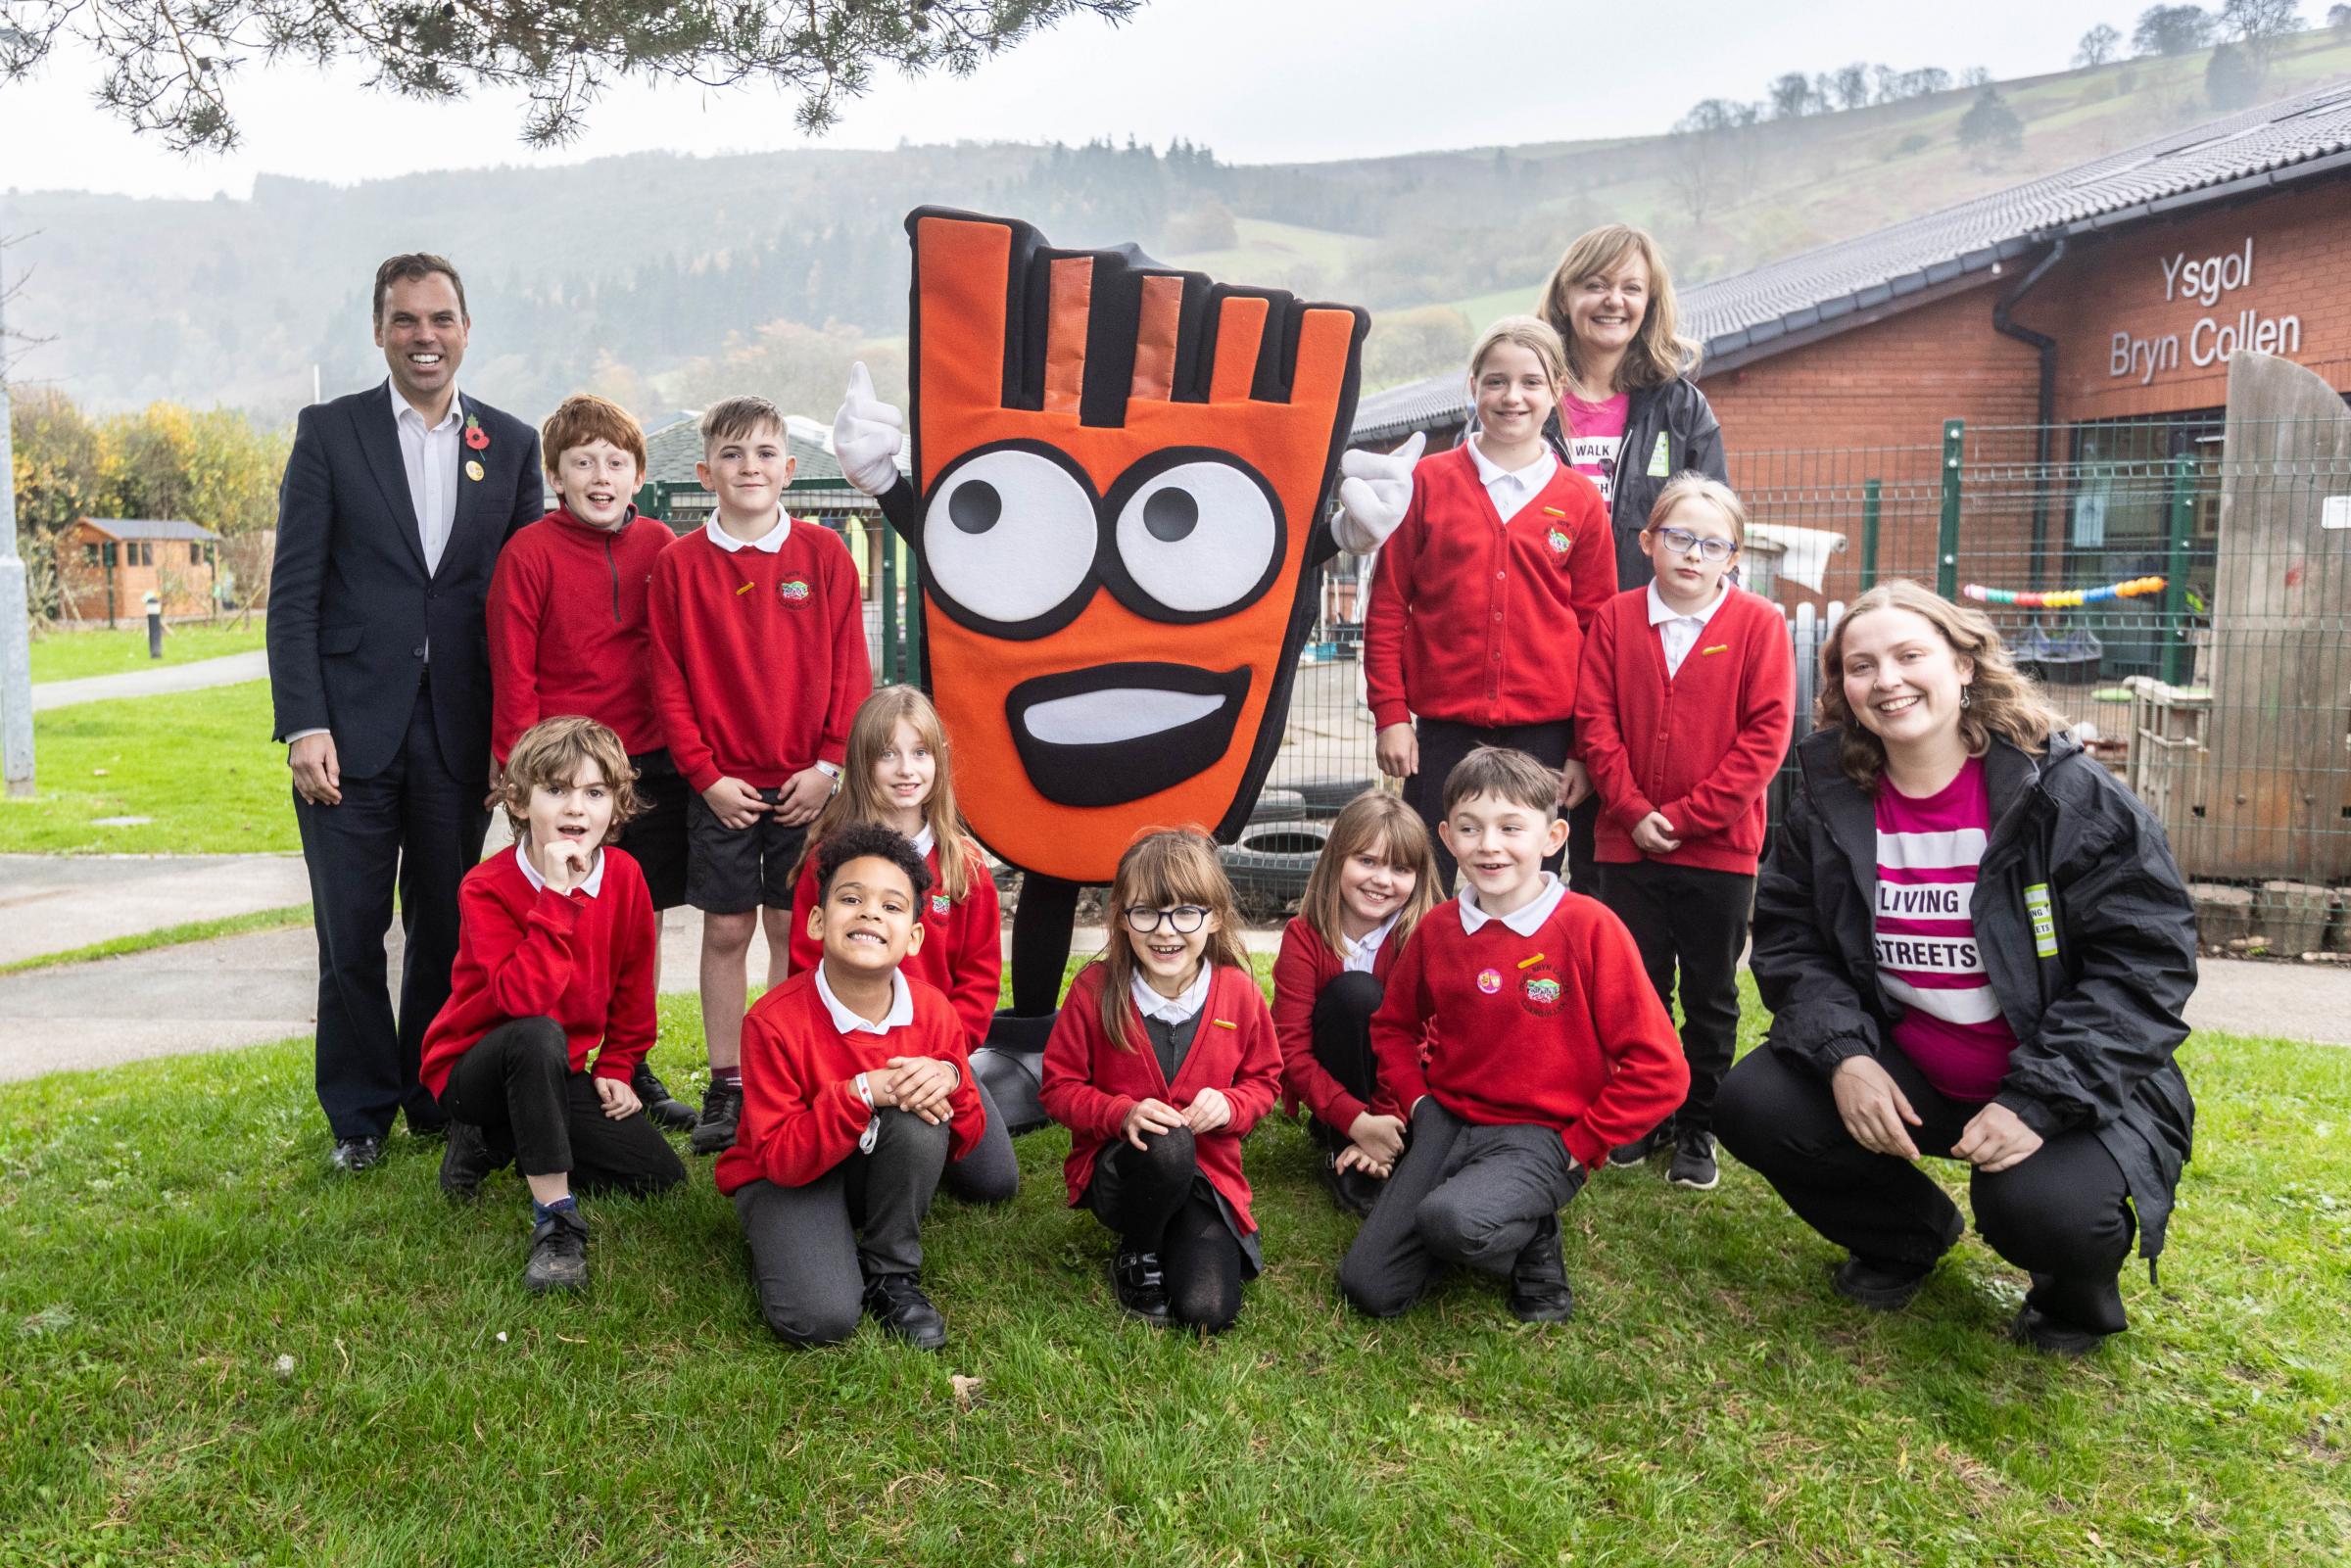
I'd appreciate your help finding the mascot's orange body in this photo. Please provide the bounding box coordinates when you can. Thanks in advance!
[883,210,1369,886]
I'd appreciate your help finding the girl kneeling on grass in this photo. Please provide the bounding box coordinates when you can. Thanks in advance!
[1041,828,1283,1333]
[1715,580,2196,1355]
[786,685,1018,1203]
[1271,790,1439,1216]
[421,716,687,1295]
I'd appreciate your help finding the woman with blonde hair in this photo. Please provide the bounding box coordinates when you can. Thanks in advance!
[1536,224,1728,591]
[1714,580,2197,1356]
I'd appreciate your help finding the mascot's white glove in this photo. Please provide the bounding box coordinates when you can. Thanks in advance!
[1331,430,1426,553]
[831,360,905,499]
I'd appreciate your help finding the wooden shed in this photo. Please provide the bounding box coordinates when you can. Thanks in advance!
[54,518,222,625]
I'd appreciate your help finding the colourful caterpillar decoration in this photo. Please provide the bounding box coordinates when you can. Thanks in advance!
[1960,576,2166,609]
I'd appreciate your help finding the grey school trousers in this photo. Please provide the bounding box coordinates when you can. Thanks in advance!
[734,1108,950,1347]
[1339,1098,1586,1317]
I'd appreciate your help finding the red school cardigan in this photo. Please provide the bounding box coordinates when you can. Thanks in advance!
[1039,963,1284,1233]
[1362,445,1614,732]
[1270,915,1405,1133]
[1571,585,1795,876]
[785,834,1003,1049]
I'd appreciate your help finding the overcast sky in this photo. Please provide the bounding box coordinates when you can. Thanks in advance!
[4,0,2170,199]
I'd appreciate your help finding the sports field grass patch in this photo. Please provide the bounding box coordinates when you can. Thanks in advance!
[28,622,268,685]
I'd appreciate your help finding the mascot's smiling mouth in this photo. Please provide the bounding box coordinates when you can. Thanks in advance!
[1007,663,1250,808]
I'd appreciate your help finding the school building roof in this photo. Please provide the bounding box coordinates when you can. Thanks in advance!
[1352,78,2351,443]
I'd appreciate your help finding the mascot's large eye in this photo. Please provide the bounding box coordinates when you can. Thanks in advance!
[1109,457,1281,617]
[922,447,1097,628]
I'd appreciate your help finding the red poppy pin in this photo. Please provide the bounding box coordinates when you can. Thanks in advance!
[463,413,489,451]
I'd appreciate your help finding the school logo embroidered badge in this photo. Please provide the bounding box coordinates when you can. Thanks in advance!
[1476,968,1504,995]
[931,892,951,916]
[1545,527,1571,558]
[1518,960,1565,1018]
[778,579,811,603]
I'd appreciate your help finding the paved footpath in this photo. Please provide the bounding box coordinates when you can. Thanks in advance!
[30,649,271,711]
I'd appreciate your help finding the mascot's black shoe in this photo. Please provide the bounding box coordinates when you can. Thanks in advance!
[972,1011,1057,1137]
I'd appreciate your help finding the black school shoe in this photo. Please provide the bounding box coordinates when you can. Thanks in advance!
[1607,1120,1672,1168]
[1831,1253,1937,1311]
[689,1080,744,1156]
[1318,1152,1385,1219]
[2010,1305,2112,1357]
[1109,1248,1172,1323]
[1507,1213,1576,1323]
[1666,1127,1720,1192]
[862,1271,948,1351]
[524,1207,590,1294]
[439,1120,501,1203]
[632,1064,699,1133]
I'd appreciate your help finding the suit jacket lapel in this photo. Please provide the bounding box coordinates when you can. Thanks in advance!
[355,381,430,578]
[439,391,489,583]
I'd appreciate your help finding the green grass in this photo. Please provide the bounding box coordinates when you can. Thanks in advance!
[28,622,267,685]
[0,680,296,854]
[0,903,312,977]
[2,971,2345,1565]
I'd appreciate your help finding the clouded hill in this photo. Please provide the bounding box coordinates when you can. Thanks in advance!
[6,24,2347,424]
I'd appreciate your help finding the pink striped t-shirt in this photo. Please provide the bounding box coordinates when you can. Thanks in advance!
[1873,756,2018,1103]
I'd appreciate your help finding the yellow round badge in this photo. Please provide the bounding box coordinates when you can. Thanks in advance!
[464,459,485,482]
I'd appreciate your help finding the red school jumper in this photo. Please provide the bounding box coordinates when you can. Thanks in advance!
[785,834,1002,1048]
[486,506,676,766]
[420,846,657,1101]
[1363,445,1614,732]
[1271,916,1404,1132]
[1572,586,1795,875]
[648,518,871,794]
[713,970,984,1195]
[1368,891,1688,1168]
[1039,964,1284,1234]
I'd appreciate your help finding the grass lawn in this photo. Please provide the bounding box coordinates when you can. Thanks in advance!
[2,972,2345,1565]
[0,680,296,855]
[28,622,268,685]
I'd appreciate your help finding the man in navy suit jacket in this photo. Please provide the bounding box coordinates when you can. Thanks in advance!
[267,254,544,1172]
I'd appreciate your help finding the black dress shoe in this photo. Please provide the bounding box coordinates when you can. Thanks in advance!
[330,1135,385,1173]
[439,1120,500,1203]
[862,1271,947,1351]
[1831,1253,1936,1311]
[2010,1304,2111,1357]
[1508,1212,1576,1323]
[1109,1248,1172,1322]
[632,1064,699,1133]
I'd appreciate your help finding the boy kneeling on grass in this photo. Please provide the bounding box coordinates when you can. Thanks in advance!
[1337,746,1688,1323]
[421,716,686,1295]
[715,823,985,1351]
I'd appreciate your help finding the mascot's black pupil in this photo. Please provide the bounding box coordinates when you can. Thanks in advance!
[1142,487,1198,543]
[949,479,1002,534]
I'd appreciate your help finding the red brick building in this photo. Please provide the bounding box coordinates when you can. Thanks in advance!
[1353,81,2351,612]
[54,517,222,624]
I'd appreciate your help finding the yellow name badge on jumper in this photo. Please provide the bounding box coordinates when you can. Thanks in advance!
[2024,883,2057,958]
[1647,432,1671,478]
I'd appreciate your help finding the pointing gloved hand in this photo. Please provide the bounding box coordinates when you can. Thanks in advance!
[1331,429,1426,553]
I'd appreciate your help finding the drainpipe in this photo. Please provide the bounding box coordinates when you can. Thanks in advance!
[1991,238,2067,584]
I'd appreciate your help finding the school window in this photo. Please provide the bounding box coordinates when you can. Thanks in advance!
[190,543,203,564]
[138,543,155,566]
[83,543,100,564]
[101,543,118,567]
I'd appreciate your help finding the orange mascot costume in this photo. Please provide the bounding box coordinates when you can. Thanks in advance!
[836,208,1369,1131]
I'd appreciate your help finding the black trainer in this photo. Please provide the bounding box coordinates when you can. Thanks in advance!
[1607,1120,1671,1168]
[689,1079,744,1156]
[1831,1253,1936,1311]
[329,1135,384,1174]
[524,1207,589,1294]
[633,1063,698,1133]
[862,1271,947,1351]
[439,1120,500,1203]
[1507,1213,1576,1323]
[1666,1127,1720,1191]
[1110,1248,1172,1322]
[2010,1305,2111,1357]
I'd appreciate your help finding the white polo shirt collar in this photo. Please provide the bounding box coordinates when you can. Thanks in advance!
[1458,872,1565,936]
[814,964,914,1035]
[704,511,792,553]
[514,841,605,898]
[1131,964,1212,1025]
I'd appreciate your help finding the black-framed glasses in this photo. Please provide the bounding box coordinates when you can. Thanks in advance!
[1655,526,1738,563]
[1124,904,1210,934]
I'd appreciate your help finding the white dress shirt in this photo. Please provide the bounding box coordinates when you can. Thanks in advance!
[513,841,605,898]
[1464,438,1559,526]
[1340,911,1400,975]
[1131,964,1213,1025]
[393,380,464,576]
[1457,872,1567,936]
[703,511,791,552]
[1648,581,1730,678]
[815,963,916,1153]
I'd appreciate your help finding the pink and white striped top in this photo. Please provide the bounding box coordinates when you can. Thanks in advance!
[1873,755,2018,1103]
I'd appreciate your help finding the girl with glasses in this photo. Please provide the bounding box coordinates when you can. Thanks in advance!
[1039,828,1282,1333]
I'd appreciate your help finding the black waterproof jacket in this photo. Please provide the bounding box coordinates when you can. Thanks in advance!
[1751,729,2198,1261]
[1544,374,1725,592]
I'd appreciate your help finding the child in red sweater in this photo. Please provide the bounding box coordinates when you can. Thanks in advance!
[1272,790,1439,1218]
[1356,315,1617,893]
[785,685,1017,1203]
[421,717,686,1294]
[717,823,985,1352]
[648,396,874,1158]
[1337,747,1686,1323]
[1041,829,1283,1334]
[487,393,696,1133]
[1574,476,1793,1192]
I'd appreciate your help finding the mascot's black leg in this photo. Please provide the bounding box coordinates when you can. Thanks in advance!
[972,873,1083,1137]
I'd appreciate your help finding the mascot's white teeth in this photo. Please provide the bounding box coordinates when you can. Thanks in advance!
[1021,688,1223,746]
